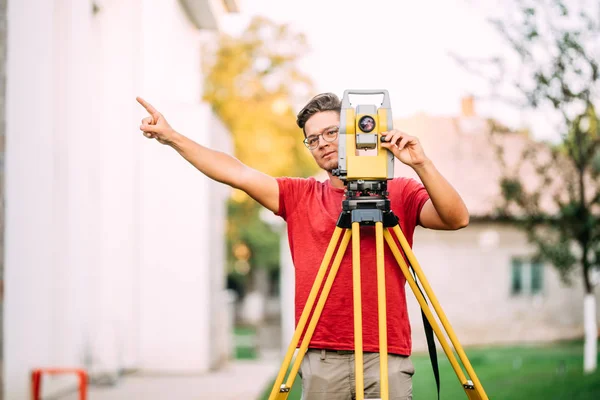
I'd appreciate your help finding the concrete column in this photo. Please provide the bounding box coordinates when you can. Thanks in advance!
[280,230,295,357]
[5,0,58,397]
[0,0,6,398]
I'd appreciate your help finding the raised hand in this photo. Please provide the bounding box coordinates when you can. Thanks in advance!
[136,97,177,145]
[380,129,429,168]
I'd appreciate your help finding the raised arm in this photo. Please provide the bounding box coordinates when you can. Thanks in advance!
[136,97,279,213]
[381,129,469,230]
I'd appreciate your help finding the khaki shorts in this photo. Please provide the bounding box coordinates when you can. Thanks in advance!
[299,349,414,400]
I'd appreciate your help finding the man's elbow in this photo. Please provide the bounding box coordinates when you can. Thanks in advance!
[444,213,469,230]
[452,214,470,230]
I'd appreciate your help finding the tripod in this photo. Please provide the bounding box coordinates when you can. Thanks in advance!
[268,181,489,400]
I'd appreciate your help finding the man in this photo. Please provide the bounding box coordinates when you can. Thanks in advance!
[137,92,469,400]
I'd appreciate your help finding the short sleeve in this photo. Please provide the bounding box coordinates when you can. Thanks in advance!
[398,178,430,229]
[275,177,312,220]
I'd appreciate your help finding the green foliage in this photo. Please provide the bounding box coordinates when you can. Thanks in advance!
[527,229,578,283]
[500,177,524,203]
[202,16,318,179]
[486,0,600,293]
[201,17,318,289]
[226,198,280,275]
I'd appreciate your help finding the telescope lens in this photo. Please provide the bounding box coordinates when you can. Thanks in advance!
[358,116,376,133]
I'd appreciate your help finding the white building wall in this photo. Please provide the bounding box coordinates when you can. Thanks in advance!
[5,2,62,398]
[88,0,141,377]
[5,0,232,398]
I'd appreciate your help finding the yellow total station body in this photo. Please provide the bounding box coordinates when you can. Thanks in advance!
[336,89,395,182]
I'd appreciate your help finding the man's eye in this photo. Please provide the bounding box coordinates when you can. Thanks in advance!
[326,130,337,137]
[308,137,318,145]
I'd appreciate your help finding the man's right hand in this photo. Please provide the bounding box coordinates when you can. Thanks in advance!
[137,96,178,145]
[135,96,280,213]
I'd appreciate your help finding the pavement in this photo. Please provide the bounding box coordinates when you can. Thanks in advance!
[63,352,281,400]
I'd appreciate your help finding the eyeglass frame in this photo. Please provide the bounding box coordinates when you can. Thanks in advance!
[303,126,339,150]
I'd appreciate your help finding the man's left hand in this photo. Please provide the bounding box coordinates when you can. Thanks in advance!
[380,129,429,168]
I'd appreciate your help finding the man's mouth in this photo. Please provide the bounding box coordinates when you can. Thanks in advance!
[323,151,336,159]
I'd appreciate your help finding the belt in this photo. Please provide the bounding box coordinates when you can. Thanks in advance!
[309,349,369,355]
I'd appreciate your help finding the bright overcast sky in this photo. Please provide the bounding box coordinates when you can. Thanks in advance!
[222,0,562,142]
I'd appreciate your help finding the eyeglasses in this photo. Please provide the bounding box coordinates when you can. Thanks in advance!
[303,127,339,150]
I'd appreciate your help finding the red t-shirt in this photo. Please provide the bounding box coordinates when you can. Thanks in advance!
[275,177,430,355]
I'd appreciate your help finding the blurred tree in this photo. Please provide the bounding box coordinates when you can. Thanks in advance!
[459,0,599,373]
[201,16,319,298]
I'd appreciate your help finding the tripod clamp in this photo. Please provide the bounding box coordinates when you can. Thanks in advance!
[337,180,399,229]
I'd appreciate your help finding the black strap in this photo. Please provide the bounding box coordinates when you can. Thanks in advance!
[412,268,440,400]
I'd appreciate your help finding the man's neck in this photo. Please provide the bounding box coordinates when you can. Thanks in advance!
[327,171,345,189]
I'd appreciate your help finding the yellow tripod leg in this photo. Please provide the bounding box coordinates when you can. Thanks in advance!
[375,222,389,400]
[382,231,467,385]
[268,227,344,399]
[391,226,488,399]
[269,229,352,400]
[351,222,364,400]
[385,227,488,400]
[351,222,389,400]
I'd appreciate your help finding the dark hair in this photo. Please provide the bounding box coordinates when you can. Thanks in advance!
[296,93,341,135]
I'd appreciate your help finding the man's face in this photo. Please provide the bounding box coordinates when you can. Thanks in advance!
[304,110,340,172]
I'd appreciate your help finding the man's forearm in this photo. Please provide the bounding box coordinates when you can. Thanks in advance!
[169,131,245,188]
[413,160,469,228]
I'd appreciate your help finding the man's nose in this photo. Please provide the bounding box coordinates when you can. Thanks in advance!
[318,134,329,148]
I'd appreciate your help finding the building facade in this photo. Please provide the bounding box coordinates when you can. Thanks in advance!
[4,0,237,398]
[408,221,600,351]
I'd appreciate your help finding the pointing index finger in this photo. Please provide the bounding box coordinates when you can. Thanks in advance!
[136,96,160,119]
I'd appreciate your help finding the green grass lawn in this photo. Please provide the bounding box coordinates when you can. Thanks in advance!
[259,339,600,399]
[234,326,259,360]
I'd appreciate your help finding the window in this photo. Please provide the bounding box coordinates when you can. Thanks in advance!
[530,262,543,294]
[510,258,544,296]
[511,259,523,295]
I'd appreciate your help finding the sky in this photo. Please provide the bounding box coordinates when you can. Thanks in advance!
[221,0,566,143]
